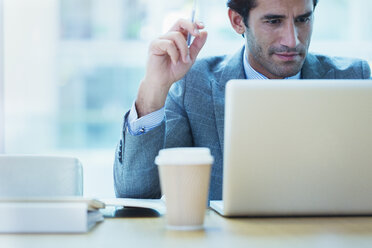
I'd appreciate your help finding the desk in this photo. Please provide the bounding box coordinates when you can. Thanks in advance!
[1,209,372,248]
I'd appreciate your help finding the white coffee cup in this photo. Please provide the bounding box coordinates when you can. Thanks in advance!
[155,147,214,231]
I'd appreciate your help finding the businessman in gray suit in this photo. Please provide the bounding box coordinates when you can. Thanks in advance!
[114,0,371,201]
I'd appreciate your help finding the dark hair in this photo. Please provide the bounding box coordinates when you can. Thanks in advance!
[227,0,319,27]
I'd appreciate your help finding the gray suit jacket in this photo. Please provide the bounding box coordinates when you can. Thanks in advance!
[114,47,371,200]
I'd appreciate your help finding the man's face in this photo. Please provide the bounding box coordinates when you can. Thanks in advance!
[245,0,314,79]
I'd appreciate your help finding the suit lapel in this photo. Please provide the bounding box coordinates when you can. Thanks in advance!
[211,47,246,152]
[302,53,332,79]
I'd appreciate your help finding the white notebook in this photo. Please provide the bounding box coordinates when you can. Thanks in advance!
[0,197,105,233]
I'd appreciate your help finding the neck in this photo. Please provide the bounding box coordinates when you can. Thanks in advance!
[247,54,285,79]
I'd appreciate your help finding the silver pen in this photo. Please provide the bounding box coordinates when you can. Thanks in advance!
[187,0,197,47]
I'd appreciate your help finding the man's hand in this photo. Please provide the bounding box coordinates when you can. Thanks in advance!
[135,19,208,118]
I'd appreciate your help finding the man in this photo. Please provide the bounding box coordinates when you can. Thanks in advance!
[114,0,371,200]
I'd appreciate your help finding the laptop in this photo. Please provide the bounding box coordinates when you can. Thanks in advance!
[210,79,372,217]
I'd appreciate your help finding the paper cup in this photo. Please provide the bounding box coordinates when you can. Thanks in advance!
[155,147,214,230]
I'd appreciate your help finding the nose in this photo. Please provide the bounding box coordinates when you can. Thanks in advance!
[280,21,299,48]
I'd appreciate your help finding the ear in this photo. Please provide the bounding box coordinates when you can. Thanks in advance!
[228,8,246,35]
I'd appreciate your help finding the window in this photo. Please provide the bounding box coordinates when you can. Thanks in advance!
[310,0,372,62]
[0,0,4,153]
[2,0,372,197]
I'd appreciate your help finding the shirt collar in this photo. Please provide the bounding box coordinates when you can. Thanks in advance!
[243,47,301,80]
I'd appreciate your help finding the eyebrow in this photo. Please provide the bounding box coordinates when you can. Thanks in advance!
[261,11,313,20]
[296,11,313,19]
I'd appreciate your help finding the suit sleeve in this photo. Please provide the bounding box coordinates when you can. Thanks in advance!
[127,102,165,135]
[362,60,371,79]
[113,78,193,199]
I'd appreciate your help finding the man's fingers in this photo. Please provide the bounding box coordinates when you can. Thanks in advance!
[170,19,201,38]
[195,21,205,30]
[150,19,207,65]
[189,31,208,62]
[160,32,190,63]
[152,39,180,65]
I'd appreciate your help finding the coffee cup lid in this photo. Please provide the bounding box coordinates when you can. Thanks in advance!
[155,147,214,166]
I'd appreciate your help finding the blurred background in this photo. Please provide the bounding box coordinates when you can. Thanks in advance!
[1,0,372,197]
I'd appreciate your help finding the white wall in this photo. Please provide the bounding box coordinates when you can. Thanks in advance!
[0,0,4,153]
[4,0,59,152]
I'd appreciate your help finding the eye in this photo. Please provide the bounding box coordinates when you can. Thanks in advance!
[296,17,311,23]
[265,19,281,25]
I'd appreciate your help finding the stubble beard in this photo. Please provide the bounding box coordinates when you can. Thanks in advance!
[245,29,308,78]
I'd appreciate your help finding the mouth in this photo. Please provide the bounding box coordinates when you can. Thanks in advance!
[273,52,300,62]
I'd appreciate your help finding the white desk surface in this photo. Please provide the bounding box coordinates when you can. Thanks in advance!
[1,209,372,248]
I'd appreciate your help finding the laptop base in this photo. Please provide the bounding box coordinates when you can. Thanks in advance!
[209,200,224,216]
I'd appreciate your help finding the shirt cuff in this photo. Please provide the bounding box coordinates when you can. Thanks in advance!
[127,102,165,136]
